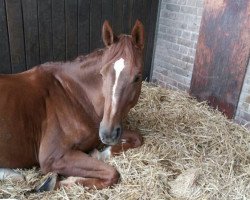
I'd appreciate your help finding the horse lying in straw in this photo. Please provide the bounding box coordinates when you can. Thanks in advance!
[0,20,144,191]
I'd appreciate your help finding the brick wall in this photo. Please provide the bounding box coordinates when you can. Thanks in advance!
[151,0,250,126]
[235,61,250,128]
[152,0,204,91]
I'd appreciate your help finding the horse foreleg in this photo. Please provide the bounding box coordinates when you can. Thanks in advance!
[91,130,143,161]
[34,174,111,192]
[50,130,142,190]
[40,150,120,190]
[58,176,113,189]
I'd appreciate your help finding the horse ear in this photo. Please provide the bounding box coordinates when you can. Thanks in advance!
[102,20,117,47]
[131,20,145,50]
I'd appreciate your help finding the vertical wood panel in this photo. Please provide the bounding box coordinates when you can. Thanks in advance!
[144,0,159,80]
[113,0,124,35]
[0,0,11,73]
[190,0,250,118]
[22,0,40,69]
[122,0,133,34]
[132,0,143,24]
[5,0,26,73]
[142,0,152,77]
[38,0,53,63]
[65,0,78,60]
[78,0,90,55]
[102,0,113,26]
[52,0,65,61]
[90,0,102,51]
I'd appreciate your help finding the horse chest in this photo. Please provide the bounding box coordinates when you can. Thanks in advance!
[78,132,100,152]
[55,114,100,152]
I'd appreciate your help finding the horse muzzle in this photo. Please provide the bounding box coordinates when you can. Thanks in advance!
[99,123,122,145]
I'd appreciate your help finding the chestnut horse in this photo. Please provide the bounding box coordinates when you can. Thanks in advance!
[0,20,144,190]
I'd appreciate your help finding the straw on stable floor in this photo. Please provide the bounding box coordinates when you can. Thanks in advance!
[0,82,249,200]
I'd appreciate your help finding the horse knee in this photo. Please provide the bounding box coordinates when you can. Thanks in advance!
[105,168,120,187]
[40,156,67,175]
[40,163,49,174]
[40,158,57,174]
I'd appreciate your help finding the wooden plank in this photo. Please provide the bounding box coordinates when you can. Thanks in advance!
[90,0,102,51]
[52,0,65,61]
[144,0,159,81]
[142,0,152,77]
[190,0,250,118]
[5,0,26,73]
[122,0,133,34]
[65,0,78,60]
[113,0,124,35]
[22,0,40,69]
[142,0,150,23]
[102,0,113,26]
[132,0,143,24]
[0,0,11,74]
[78,0,90,55]
[37,0,53,63]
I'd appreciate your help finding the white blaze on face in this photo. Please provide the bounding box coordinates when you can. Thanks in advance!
[112,58,125,114]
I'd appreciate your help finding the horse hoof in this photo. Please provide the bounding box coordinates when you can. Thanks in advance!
[34,173,58,192]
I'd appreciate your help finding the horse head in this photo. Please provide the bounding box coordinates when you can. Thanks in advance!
[99,20,144,145]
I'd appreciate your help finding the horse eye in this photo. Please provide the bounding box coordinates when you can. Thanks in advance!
[133,75,141,83]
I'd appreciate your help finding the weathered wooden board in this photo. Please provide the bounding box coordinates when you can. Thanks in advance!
[22,0,40,68]
[90,0,102,51]
[52,0,66,61]
[113,0,124,35]
[65,0,78,60]
[37,0,53,63]
[78,0,90,55]
[190,0,250,118]
[122,0,133,33]
[5,0,26,72]
[102,0,113,27]
[132,0,143,25]
[145,0,159,81]
[0,0,11,73]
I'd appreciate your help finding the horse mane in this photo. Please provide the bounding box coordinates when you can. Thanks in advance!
[75,49,104,69]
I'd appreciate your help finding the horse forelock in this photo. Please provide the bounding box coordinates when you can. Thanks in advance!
[102,35,139,68]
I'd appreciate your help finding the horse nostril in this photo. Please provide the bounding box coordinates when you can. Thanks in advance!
[115,127,121,139]
[116,127,121,136]
[112,127,121,140]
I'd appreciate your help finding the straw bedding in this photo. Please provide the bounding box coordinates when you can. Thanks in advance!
[0,82,249,199]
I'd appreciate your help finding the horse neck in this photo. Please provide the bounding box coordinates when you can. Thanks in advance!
[55,50,105,121]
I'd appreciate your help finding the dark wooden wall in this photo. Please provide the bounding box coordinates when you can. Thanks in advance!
[190,0,250,118]
[0,0,159,80]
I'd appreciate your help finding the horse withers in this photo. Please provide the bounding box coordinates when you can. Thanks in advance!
[0,20,144,190]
